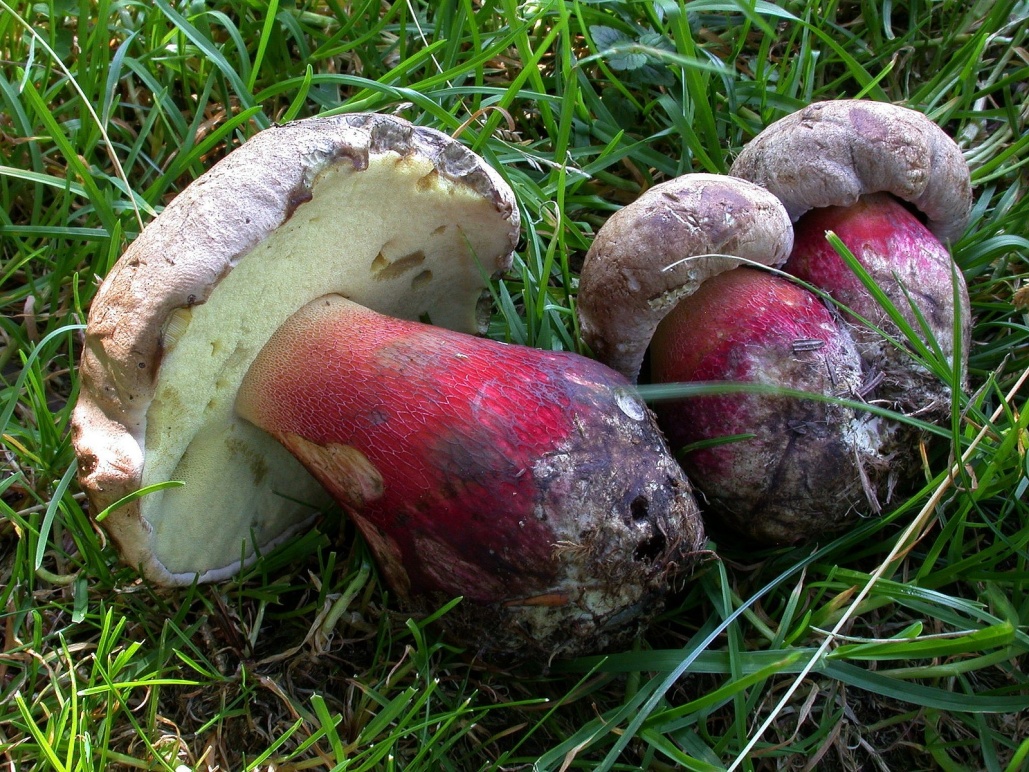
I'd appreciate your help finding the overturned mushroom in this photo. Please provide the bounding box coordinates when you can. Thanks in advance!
[72,114,703,655]
[730,100,972,414]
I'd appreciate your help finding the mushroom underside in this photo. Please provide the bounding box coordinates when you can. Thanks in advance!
[73,115,519,584]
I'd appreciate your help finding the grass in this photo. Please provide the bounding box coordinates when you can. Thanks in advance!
[1,0,1028,769]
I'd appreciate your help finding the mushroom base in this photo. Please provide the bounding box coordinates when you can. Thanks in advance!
[237,295,706,657]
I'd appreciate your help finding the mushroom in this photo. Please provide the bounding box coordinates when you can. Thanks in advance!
[577,174,795,382]
[730,100,972,414]
[578,174,893,542]
[72,113,703,655]
[236,294,703,654]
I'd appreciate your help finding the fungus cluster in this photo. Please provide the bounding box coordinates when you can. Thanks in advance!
[579,101,971,542]
[72,113,703,657]
[73,101,972,655]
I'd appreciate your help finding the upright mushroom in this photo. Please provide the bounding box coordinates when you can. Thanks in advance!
[73,114,703,656]
[578,174,896,542]
[730,100,972,415]
[577,174,795,382]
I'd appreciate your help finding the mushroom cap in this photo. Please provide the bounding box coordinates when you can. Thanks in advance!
[577,173,794,381]
[729,100,972,243]
[72,113,520,586]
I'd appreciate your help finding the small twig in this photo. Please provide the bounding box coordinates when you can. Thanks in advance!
[22,296,38,345]
[15,492,87,517]
[856,370,885,399]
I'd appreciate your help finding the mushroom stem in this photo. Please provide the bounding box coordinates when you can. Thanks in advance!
[786,192,970,413]
[649,268,892,542]
[236,294,703,654]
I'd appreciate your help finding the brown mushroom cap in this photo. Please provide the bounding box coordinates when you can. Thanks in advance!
[729,100,972,243]
[72,114,520,585]
[577,173,794,381]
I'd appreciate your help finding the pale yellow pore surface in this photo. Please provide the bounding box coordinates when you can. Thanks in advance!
[140,152,513,576]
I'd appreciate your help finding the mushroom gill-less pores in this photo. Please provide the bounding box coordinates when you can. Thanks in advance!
[72,113,704,655]
[730,100,973,415]
[235,295,703,654]
[578,174,895,542]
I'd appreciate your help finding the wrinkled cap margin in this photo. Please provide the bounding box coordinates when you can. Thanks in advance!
[729,100,972,243]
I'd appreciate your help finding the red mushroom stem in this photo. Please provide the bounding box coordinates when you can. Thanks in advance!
[236,294,702,652]
[788,193,962,349]
[649,268,890,542]
[786,192,970,412]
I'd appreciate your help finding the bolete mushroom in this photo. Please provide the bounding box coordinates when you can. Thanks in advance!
[236,295,702,653]
[72,113,703,655]
[73,114,519,585]
[730,100,973,414]
[577,174,795,382]
[578,174,893,541]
